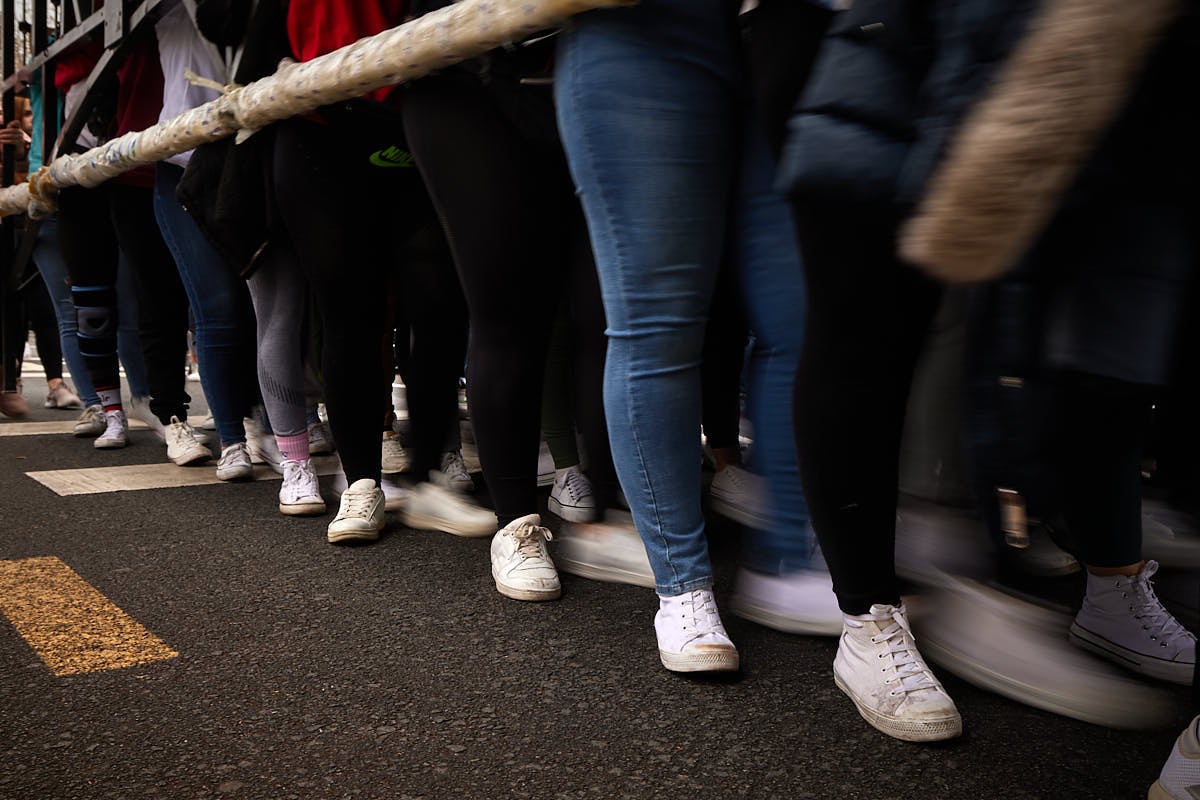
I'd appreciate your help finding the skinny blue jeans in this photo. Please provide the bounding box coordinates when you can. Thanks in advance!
[556,0,818,595]
[32,215,150,406]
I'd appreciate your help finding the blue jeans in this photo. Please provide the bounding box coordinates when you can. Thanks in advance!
[556,0,817,594]
[153,163,253,445]
[32,215,150,406]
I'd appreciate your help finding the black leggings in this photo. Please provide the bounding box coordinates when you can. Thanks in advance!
[792,204,942,614]
[403,72,615,526]
[57,183,191,421]
[272,105,441,485]
[3,273,63,387]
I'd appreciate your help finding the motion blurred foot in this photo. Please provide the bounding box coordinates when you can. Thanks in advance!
[555,515,654,587]
[45,382,83,410]
[708,465,768,530]
[732,567,842,636]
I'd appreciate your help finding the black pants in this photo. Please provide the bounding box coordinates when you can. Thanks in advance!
[700,253,748,453]
[793,204,942,614]
[57,183,191,421]
[273,104,444,485]
[403,71,615,525]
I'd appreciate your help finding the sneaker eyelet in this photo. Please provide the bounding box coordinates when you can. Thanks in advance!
[1150,636,1157,641]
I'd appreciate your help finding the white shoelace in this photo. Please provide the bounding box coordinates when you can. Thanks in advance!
[679,589,724,637]
[219,444,247,467]
[169,416,196,447]
[868,610,939,695]
[341,489,378,518]
[1129,561,1195,654]
[559,469,592,503]
[512,522,552,559]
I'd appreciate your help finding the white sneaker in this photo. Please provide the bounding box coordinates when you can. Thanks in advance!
[833,604,962,742]
[655,588,740,673]
[731,567,842,636]
[215,442,254,481]
[490,514,560,601]
[1150,716,1200,800]
[74,404,106,437]
[381,431,411,474]
[279,459,326,516]
[331,471,410,512]
[308,421,335,455]
[555,517,654,588]
[199,412,217,431]
[401,477,494,537]
[709,465,769,529]
[548,466,597,523]
[93,410,129,449]
[1069,560,1196,685]
[166,416,212,466]
[246,427,285,475]
[130,397,210,445]
[327,478,385,543]
[536,441,555,487]
[438,450,474,492]
[45,383,83,410]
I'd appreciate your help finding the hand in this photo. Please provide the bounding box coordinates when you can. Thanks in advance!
[0,120,28,149]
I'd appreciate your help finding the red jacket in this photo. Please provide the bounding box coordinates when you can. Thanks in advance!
[287,0,407,103]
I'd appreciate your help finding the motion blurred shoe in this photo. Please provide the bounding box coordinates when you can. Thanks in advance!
[1069,560,1196,685]
[93,409,128,449]
[709,465,769,530]
[74,404,105,437]
[0,389,29,418]
[1150,716,1200,800]
[279,459,326,516]
[1011,524,1080,577]
[536,441,555,487]
[656,588,740,673]
[215,442,254,481]
[548,466,597,522]
[401,477,493,537]
[129,397,211,445]
[555,514,654,587]
[918,574,1175,729]
[166,416,211,466]
[438,450,474,492]
[45,382,83,410]
[490,514,560,601]
[1141,506,1200,569]
[835,604,961,742]
[246,427,284,475]
[327,478,385,543]
[307,421,335,455]
[331,471,410,512]
[731,567,842,636]
[381,430,411,474]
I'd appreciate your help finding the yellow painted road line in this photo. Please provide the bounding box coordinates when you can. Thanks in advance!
[0,415,208,438]
[0,556,177,676]
[25,455,343,497]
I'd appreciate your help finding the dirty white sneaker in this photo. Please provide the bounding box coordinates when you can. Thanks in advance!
[709,465,769,529]
[279,459,326,516]
[327,478,385,543]
[731,567,842,636]
[1069,560,1196,685]
[401,476,494,537]
[307,421,335,455]
[246,425,284,475]
[331,471,410,512]
[548,466,597,523]
[655,588,740,673]
[215,442,254,481]
[131,397,210,445]
[1150,715,1200,800]
[381,430,411,474]
[834,603,962,742]
[555,515,654,588]
[438,450,474,492]
[45,382,83,410]
[166,416,211,466]
[93,409,129,449]
[490,514,560,601]
[74,404,106,437]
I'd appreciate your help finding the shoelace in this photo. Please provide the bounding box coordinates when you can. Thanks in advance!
[441,452,470,482]
[869,610,939,695]
[560,469,591,502]
[342,488,378,517]
[512,523,552,559]
[678,589,724,636]
[169,417,195,447]
[1128,561,1195,652]
[219,445,246,466]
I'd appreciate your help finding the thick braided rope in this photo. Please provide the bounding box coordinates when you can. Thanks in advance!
[0,0,633,218]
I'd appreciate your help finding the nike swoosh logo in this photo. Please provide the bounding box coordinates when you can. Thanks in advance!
[369,147,414,168]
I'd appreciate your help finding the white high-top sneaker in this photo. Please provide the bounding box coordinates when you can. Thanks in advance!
[166,416,212,466]
[93,409,129,449]
[655,588,740,673]
[279,459,326,516]
[490,514,560,601]
[1150,715,1200,800]
[1069,560,1196,685]
[548,466,597,523]
[327,478,385,544]
[834,604,962,742]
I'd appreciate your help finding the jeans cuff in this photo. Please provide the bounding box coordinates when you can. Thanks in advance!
[655,576,714,597]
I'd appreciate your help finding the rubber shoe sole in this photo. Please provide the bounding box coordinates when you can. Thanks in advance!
[492,570,561,602]
[280,500,327,517]
[1069,622,1194,685]
[730,597,842,636]
[833,672,962,742]
[555,555,655,589]
[658,645,740,673]
[401,510,493,538]
[93,437,127,449]
[170,447,211,467]
[327,526,381,545]
[547,495,597,523]
[1147,780,1175,800]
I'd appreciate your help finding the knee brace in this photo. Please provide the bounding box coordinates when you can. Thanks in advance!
[72,286,118,358]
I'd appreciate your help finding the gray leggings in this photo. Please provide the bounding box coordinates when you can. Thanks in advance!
[246,245,310,440]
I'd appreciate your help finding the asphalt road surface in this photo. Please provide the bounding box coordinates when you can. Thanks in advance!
[1,371,1193,800]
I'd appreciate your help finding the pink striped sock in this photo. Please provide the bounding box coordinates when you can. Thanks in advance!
[276,434,310,463]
